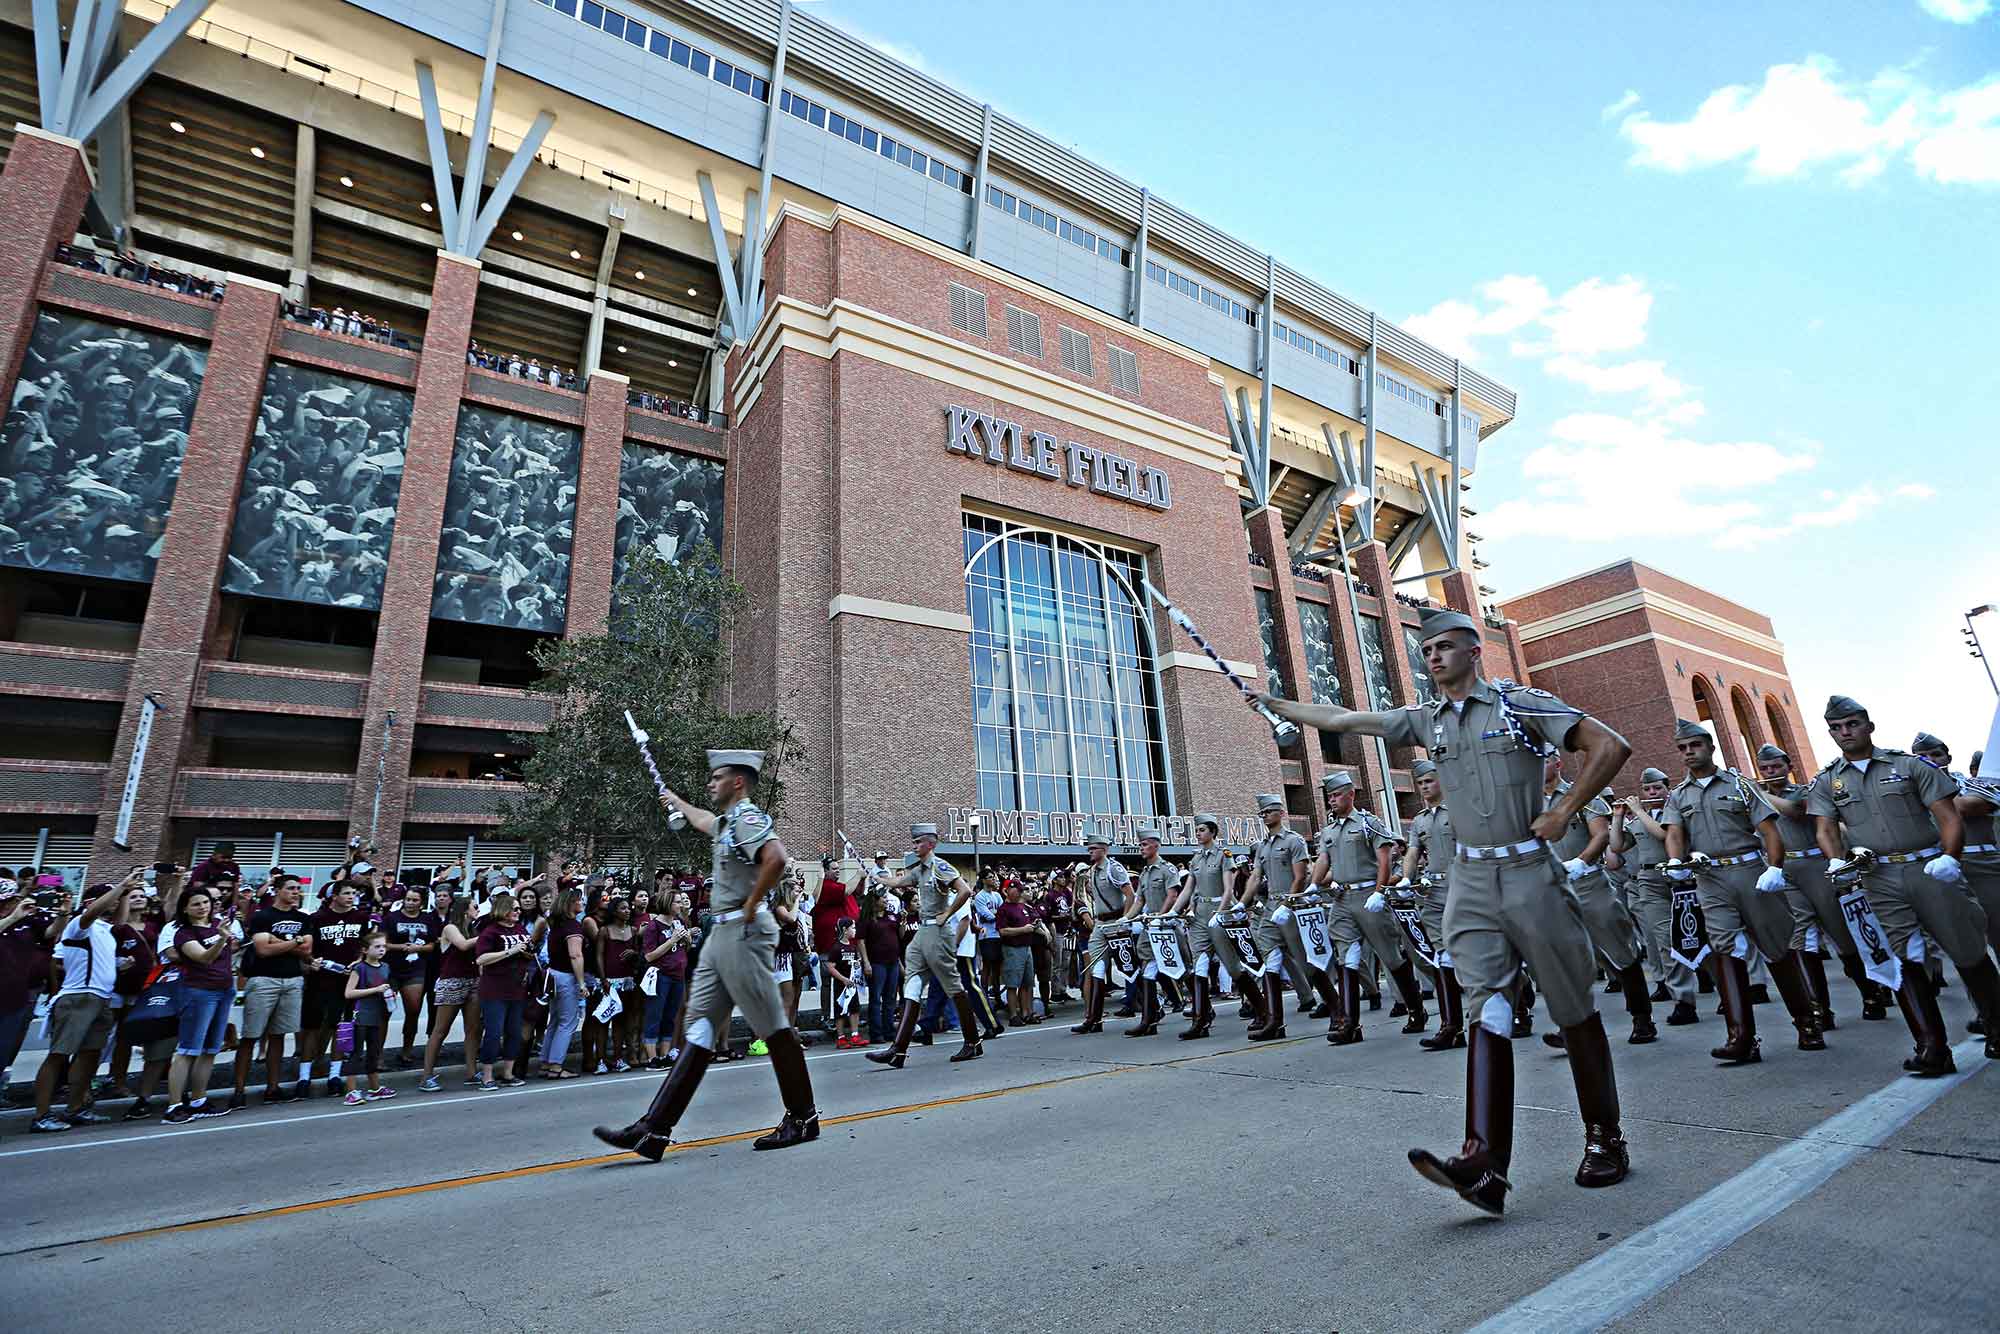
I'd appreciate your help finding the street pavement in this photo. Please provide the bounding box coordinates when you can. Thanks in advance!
[0,976,1994,1333]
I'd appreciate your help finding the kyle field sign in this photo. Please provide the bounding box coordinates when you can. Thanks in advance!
[945,406,1172,511]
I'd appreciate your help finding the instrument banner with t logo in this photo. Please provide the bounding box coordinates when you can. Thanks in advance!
[1839,888,1903,991]
[1148,923,1187,979]
[1294,904,1333,972]
[1392,906,1438,970]
[1669,887,1711,972]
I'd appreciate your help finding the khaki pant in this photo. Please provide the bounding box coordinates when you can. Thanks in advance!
[685,911,788,1044]
[1863,859,1992,968]
[1204,913,1259,984]
[1444,850,1598,1031]
[1630,874,1695,1004]
[1782,855,1847,954]
[1960,852,2000,956]
[1251,910,1317,1002]
[1326,886,1408,972]
[1695,860,1796,962]
[1086,921,1151,980]
[1568,868,1640,971]
[903,923,964,996]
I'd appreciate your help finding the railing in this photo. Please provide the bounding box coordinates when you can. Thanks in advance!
[53,243,225,300]
[627,388,724,429]
[283,303,421,353]
[418,684,555,730]
[0,644,133,698]
[175,768,353,817]
[197,663,369,714]
[467,351,583,393]
[407,778,522,821]
[127,0,706,217]
[0,760,109,811]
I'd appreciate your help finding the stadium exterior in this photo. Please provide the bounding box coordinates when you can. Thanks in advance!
[0,0,1530,888]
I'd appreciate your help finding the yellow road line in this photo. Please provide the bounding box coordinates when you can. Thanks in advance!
[89,1046,1293,1247]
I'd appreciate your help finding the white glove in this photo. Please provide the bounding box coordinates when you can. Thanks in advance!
[1665,866,1695,882]
[1687,851,1714,866]
[1755,866,1789,894]
[1562,857,1591,882]
[1207,913,1223,928]
[1364,892,1387,913]
[1271,905,1292,925]
[1924,854,1964,883]
[1826,858,1852,879]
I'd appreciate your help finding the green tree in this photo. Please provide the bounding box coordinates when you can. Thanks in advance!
[498,544,797,875]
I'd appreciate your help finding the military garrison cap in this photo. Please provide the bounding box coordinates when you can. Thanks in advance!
[1756,743,1789,763]
[706,748,765,775]
[1083,829,1110,848]
[1672,719,1710,741]
[1417,608,1479,640]
[1824,695,1868,721]
[1321,771,1355,793]
[909,823,939,840]
[1411,760,1438,778]
[1912,732,1947,753]
[1639,767,1669,783]
[1254,793,1285,813]
[1194,812,1221,832]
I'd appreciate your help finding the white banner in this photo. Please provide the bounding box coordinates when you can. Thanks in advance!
[1839,887,1903,992]
[112,695,158,850]
[1148,923,1187,980]
[1294,904,1333,973]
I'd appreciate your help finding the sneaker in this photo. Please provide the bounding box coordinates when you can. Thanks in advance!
[419,1076,442,1092]
[264,1088,297,1105]
[192,1099,227,1119]
[367,1085,396,1100]
[293,1079,312,1101]
[593,1062,609,1075]
[31,1115,71,1133]
[747,1038,769,1057]
[65,1108,110,1126]
[611,1059,631,1072]
[325,1076,343,1098]
[123,1097,156,1122]
[225,1092,247,1114]
[343,1091,366,1106]
[161,1104,195,1125]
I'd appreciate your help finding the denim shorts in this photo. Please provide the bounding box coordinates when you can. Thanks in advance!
[176,986,233,1057]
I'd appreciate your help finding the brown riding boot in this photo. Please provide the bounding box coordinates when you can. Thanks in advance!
[1070,978,1105,1034]
[1409,1024,1513,1215]
[1800,949,1835,1029]
[1563,1013,1629,1187]
[1421,967,1465,1051]
[1125,978,1161,1037]
[950,993,985,1061]
[752,1029,820,1149]
[1896,965,1955,1077]
[1768,950,1827,1051]
[1391,959,1430,1034]
[1234,969,1268,1030]
[867,1000,923,1068]
[1619,961,1658,1045]
[593,1043,715,1160]
[1180,975,1214,1040]
[1710,955,1761,1065]
[1249,973,1287,1040]
[1328,967,1363,1045]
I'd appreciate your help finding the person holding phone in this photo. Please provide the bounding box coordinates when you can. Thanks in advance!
[31,874,133,1133]
[473,893,533,1089]
[160,886,234,1122]
[382,886,441,1068]
[0,878,57,1094]
[420,896,482,1092]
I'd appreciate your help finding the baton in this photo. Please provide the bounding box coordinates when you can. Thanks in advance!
[623,710,685,831]
[1139,578,1299,742]
[836,829,885,884]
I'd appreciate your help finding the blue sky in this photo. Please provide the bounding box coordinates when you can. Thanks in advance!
[812,0,2000,767]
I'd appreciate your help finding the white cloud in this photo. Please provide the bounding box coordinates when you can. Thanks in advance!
[1602,89,1642,121]
[1542,355,1686,399]
[1617,57,2000,186]
[1540,276,1654,358]
[1893,481,1939,498]
[1407,274,1675,400]
[1918,0,1992,22]
[1711,481,1936,548]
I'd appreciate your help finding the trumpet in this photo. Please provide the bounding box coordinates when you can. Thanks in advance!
[1827,846,1876,887]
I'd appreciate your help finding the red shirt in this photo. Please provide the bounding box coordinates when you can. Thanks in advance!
[995,902,1033,941]
[811,879,858,954]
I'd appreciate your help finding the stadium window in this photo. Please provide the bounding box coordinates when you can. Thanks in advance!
[670,37,691,66]
[808,104,826,129]
[690,50,710,76]
[650,30,669,56]
[829,111,847,137]
[751,76,768,100]
[912,149,929,174]
[600,11,622,38]
[581,0,603,25]
[880,135,897,159]
[862,128,878,151]
[928,158,945,182]
[896,143,912,167]
[554,0,577,16]
[847,120,864,145]
[626,21,648,48]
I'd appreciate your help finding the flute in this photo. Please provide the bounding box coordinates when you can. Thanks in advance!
[1140,577,1300,742]
[623,710,685,831]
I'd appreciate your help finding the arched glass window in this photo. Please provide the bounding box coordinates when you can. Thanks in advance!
[963,513,1172,819]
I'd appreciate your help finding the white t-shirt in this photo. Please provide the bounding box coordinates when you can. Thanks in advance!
[951,903,977,960]
[57,916,117,1001]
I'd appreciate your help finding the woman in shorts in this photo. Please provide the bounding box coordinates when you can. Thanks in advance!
[382,885,441,1068]
[419,897,482,1092]
[161,886,233,1123]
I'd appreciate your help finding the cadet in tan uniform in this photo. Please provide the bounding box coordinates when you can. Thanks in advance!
[1165,814,1234,1039]
[1541,757,1657,1046]
[1615,768,1700,1027]
[1910,732,2000,965]
[1752,742,1868,1027]
[1808,698,2000,1073]
[1121,832,1179,1037]
[594,749,818,1159]
[1659,720,1826,1064]
[1261,608,1633,1216]
[1314,771,1428,1044]
[1245,793,1317,1040]
[1402,761,1464,1050]
[866,824,983,1067]
[1070,831,1133,1034]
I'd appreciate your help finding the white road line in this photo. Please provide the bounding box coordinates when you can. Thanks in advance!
[0,1020,1085,1159]
[1467,1037,1990,1334]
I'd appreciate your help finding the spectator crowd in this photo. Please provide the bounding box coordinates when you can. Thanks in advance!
[282,301,417,351]
[0,846,1182,1135]
[54,243,226,301]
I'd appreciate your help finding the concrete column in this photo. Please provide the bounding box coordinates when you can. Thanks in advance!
[565,370,630,638]
[1245,508,1328,803]
[0,128,93,402]
[88,277,284,869]
[288,123,315,305]
[346,252,482,868]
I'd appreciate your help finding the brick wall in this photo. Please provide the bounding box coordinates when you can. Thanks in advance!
[0,131,92,408]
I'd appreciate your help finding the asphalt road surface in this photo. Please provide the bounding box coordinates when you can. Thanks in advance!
[1,976,1995,1333]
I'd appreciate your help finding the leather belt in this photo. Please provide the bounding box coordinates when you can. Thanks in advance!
[1458,838,1545,862]
[1709,850,1763,867]
[1965,843,1998,855]
[1877,846,1942,864]
[1784,849,1825,861]
[713,907,771,923]
[1337,879,1375,892]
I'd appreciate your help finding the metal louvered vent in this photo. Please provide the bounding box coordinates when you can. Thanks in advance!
[1004,304,1043,357]
[1108,345,1140,394]
[1058,326,1093,376]
[947,281,988,337]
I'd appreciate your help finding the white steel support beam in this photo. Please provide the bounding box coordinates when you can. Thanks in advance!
[697,171,747,342]
[967,101,993,259]
[454,0,511,255]
[1129,187,1151,326]
[740,0,792,321]
[582,208,626,377]
[460,108,555,257]
[288,123,315,303]
[66,0,214,144]
[1254,253,1276,509]
[414,63,463,249]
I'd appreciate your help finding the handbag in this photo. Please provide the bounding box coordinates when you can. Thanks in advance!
[120,966,186,1044]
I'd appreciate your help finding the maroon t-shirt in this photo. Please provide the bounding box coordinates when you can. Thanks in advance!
[642,918,688,980]
[111,922,156,998]
[438,928,477,981]
[602,927,640,980]
[995,901,1032,942]
[0,912,54,1011]
[547,917,589,977]
[474,922,533,1000]
[309,908,372,980]
[172,920,234,991]
[861,912,901,968]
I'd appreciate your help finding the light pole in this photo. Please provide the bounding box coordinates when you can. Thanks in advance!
[1966,606,1998,697]
[970,810,984,876]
